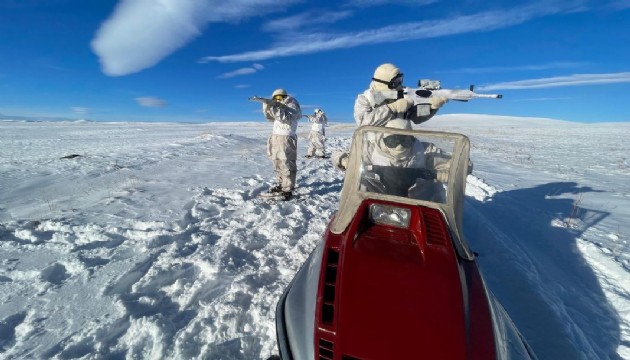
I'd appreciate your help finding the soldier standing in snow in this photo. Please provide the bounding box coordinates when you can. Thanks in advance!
[262,88,302,200]
[304,108,328,158]
[333,62,448,170]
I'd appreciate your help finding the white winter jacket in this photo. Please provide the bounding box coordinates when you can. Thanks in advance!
[264,96,302,136]
[307,112,328,133]
[354,86,437,127]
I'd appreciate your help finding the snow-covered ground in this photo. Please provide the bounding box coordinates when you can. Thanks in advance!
[0,116,628,359]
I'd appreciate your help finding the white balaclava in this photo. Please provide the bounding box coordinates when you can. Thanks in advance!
[370,63,402,91]
[378,119,414,165]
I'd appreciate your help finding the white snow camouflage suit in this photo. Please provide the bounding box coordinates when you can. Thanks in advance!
[263,96,302,192]
[332,82,440,171]
[306,111,328,157]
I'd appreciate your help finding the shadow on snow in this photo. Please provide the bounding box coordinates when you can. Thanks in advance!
[464,181,620,360]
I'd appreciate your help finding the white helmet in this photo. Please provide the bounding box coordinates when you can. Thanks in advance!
[371,63,403,91]
[272,88,288,98]
[315,108,322,113]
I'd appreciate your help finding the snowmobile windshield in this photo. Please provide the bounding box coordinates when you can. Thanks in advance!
[331,126,472,259]
[358,130,455,203]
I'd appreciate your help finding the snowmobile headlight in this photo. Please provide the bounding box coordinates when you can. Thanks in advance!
[369,204,411,228]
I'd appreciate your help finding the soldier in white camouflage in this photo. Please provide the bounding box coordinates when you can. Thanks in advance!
[305,108,328,159]
[262,88,302,200]
[333,63,448,171]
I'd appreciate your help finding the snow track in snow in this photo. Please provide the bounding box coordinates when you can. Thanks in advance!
[1,120,628,359]
[0,125,352,359]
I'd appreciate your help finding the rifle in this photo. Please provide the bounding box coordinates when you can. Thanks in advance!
[409,79,502,102]
[373,80,502,122]
[249,96,273,105]
[248,96,289,110]
[247,96,294,117]
[375,79,502,104]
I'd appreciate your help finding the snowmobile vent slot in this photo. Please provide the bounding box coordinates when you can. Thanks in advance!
[322,249,339,325]
[422,208,449,245]
[318,338,334,360]
[342,356,362,360]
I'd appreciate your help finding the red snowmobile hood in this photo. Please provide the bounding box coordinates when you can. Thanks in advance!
[315,200,495,359]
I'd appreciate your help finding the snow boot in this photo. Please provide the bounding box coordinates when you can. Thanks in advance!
[269,185,283,193]
[281,191,293,201]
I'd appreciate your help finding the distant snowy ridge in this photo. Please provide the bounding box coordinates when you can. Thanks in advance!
[0,113,84,122]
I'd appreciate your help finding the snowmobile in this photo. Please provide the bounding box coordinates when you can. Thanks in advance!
[274,126,537,359]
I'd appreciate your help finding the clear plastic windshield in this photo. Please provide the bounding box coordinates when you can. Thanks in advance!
[358,130,455,204]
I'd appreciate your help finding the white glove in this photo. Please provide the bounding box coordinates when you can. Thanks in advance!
[387,97,413,113]
[434,160,451,182]
[437,169,449,183]
[429,95,448,110]
[332,151,349,171]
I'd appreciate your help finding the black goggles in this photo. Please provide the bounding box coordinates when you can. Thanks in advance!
[390,73,404,89]
[372,72,404,89]
[383,134,414,148]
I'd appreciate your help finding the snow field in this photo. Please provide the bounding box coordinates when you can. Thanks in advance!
[1,117,629,359]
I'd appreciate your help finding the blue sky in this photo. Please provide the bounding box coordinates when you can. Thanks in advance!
[1,0,629,123]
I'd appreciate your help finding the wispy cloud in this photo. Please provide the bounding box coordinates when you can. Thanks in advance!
[135,97,168,108]
[201,1,589,63]
[478,72,630,90]
[262,10,353,32]
[71,107,89,115]
[439,61,588,74]
[510,97,573,102]
[346,0,437,7]
[235,84,251,89]
[91,0,300,76]
[608,0,630,10]
[218,64,264,79]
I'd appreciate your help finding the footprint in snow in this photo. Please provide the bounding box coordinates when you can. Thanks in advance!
[41,263,70,286]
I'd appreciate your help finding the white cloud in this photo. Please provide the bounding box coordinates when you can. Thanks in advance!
[609,0,630,10]
[71,107,89,115]
[510,97,573,102]
[135,97,168,108]
[478,72,630,90]
[91,0,300,76]
[346,0,437,7]
[440,62,588,74]
[262,10,353,32]
[218,63,265,78]
[235,84,251,89]
[201,1,588,63]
